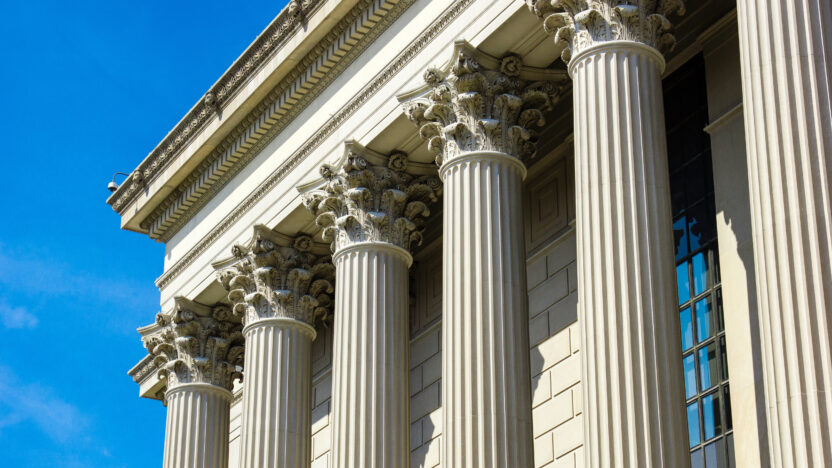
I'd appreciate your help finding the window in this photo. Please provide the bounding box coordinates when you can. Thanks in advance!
[664,55,735,468]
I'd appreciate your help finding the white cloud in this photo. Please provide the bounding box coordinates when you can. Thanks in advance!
[0,365,88,444]
[0,301,38,329]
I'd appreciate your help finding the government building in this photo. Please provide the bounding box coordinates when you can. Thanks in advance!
[109,0,832,467]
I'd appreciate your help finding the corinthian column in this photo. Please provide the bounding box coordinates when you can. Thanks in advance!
[144,297,244,468]
[529,2,689,466]
[303,143,441,468]
[735,1,832,465]
[216,226,334,468]
[404,42,565,468]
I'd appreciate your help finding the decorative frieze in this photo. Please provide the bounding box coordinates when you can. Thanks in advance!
[154,0,475,291]
[108,0,324,213]
[526,0,686,62]
[403,42,566,166]
[128,0,418,243]
[144,297,244,393]
[302,143,442,253]
[216,225,335,328]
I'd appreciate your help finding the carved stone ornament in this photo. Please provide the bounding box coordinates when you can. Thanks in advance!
[302,143,442,253]
[107,0,324,213]
[402,41,567,166]
[526,0,686,63]
[143,297,244,394]
[216,226,335,329]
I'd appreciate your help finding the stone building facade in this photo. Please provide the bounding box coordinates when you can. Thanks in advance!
[112,0,832,467]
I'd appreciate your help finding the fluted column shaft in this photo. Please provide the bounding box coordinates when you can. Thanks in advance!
[736,1,832,465]
[217,228,334,468]
[163,384,233,468]
[441,152,534,468]
[239,319,315,468]
[571,42,688,467]
[330,243,411,468]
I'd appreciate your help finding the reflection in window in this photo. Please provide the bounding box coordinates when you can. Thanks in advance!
[702,392,722,440]
[665,54,734,467]
[688,402,701,447]
[678,261,691,304]
[695,297,714,343]
[681,308,693,351]
[698,343,720,390]
[684,354,697,398]
[693,253,709,295]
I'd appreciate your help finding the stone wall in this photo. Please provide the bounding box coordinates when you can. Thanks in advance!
[527,233,582,467]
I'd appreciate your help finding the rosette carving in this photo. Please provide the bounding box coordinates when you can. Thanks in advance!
[526,0,686,63]
[403,43,565,166]
[302,145,442,253]
[144,298,244,393]
[216,226,335,328]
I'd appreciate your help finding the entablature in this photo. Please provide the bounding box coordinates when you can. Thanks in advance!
[107,0,409,241]
[149,0,570,314]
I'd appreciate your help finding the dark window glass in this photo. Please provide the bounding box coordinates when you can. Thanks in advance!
[675,216,689,261]
[727,435,735,468]
[664,54,734,467]
[691,449,704,468]
[724,384,733,431]
[699,343,720,390]
[705,439,726,468]
[702,392,722,440]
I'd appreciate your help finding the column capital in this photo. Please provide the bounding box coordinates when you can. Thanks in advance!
[144,297,244,394]
[401,41,567,167]
[526,0,686,63]
[302,141,442,254]
[215,225,335,330]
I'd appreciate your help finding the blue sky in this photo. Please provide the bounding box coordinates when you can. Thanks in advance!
[0,1,288,466]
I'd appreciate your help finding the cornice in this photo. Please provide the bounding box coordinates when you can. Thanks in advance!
[155,0,476,291]
[142,0,416,243]
[107,0,326,214]
[128,354,156,383]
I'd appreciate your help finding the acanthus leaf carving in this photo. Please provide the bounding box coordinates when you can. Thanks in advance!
[403,43,566,166]
[216,226,335,329]
[526,0,686,63]
[302,144,442,253]
[143,297,244,395]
